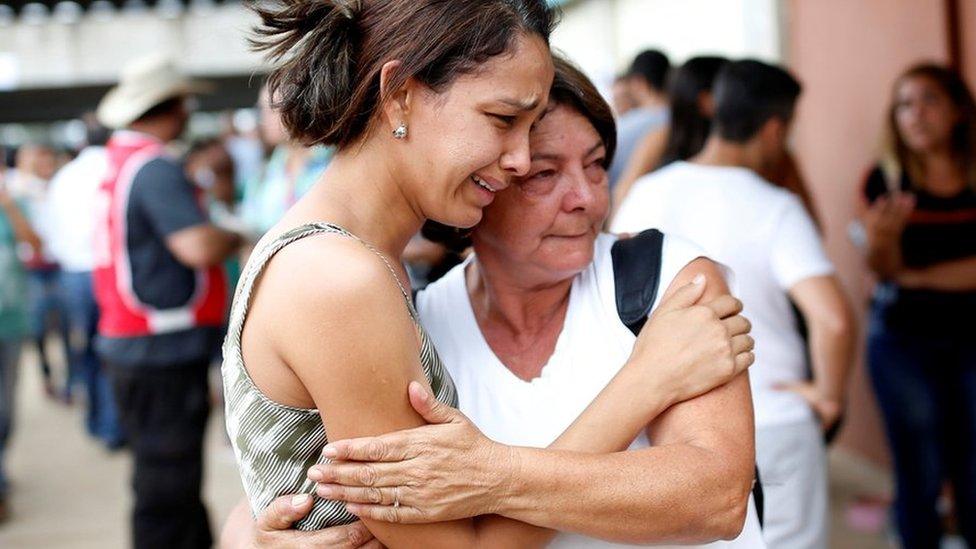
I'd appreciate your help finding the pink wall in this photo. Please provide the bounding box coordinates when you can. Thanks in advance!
[963,0,976,88]
[785,0,949,465]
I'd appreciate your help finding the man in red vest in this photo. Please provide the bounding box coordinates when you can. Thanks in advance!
[94,54,241,549]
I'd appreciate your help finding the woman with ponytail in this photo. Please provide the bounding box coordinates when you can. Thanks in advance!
[223,3,754,547]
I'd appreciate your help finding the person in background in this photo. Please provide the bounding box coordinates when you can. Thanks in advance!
[185,138,246,307]
[610,56,820,229]
[219,110,266,193]
[46,119,125,449]
[240,85,333,239]
[8,144,70,400]
[93,54,241,548]
[861,63,976,549]
[613,60,856,549]
[607,49,671,189]
[610,56,727,216]
[0,153,41,522]
[611,74,637,117]
[186,138,241,228]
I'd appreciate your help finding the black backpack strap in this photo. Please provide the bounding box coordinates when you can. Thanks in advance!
[610,229,665,336]
[611,229,765,530]
[753,466,764,527]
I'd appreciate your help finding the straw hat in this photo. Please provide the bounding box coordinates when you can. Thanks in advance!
[96,54,211,129]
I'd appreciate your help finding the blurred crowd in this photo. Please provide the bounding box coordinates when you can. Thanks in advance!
[0,43,974,549]
[608,50,976,549]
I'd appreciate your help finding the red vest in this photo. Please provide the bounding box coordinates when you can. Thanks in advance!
[93,131,226,337]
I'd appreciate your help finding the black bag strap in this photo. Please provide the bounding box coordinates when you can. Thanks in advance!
[610,229,665,336]
[610,229,765,529]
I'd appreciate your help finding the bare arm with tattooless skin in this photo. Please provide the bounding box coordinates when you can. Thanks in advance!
[307,259,755,545]
[221,494,382,549]
[228,260,755,548]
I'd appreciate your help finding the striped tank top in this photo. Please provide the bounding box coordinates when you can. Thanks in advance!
[221,222,459,530]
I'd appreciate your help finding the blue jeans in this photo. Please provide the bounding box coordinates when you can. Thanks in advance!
[60,271,123,446]
[867,304,976,548]
[0,338,21,497]
[26,268,69,385]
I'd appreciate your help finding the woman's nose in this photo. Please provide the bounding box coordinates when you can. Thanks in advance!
[499,132,532,177]
[564,171,600,211]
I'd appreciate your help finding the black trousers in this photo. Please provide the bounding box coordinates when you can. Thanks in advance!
[109,360,213,549]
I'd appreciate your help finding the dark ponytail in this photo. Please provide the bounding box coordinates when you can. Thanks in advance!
[250,0,557,149]
[251,0,362,146]
[659,55,728,167]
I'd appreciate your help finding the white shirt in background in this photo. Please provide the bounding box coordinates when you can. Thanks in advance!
[46,146,107,272]
[417,233,766,549]
[611,161,834,429]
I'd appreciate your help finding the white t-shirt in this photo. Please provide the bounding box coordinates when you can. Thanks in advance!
[611,161,835,428]
[46,146,107,272]
[416,232,766,549]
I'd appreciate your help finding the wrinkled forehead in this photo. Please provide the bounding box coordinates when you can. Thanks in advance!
[529,103,601,155]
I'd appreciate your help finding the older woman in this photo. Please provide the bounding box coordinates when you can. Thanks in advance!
[230,56,762,549]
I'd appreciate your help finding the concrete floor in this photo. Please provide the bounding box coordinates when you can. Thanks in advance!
[0,348,896,548]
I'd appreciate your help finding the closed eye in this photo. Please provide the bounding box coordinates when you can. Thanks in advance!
[529,169,556,180]
[488,113,517,127]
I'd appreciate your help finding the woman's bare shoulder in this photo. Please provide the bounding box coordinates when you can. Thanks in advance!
[250,232,415,360]
[261,233,405,313]
[666,257,729,301]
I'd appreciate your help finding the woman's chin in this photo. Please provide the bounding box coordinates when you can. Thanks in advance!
[434,207,483,231]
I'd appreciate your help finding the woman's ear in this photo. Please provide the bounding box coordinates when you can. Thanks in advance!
[379,60,414,136]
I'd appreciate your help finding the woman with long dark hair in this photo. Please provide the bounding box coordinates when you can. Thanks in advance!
[862,63,976,548]
[610,56,727,214]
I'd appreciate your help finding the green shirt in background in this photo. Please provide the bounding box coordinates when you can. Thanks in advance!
[0,201,27,340]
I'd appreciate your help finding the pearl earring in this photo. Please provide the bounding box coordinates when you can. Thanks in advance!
[392,123,408,139]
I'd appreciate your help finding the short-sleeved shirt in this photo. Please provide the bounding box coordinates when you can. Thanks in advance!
[863,166,976,333]
[417,233,767,549]
[611,161,835,428]
[0,199,28,340]
[95,157,222,367]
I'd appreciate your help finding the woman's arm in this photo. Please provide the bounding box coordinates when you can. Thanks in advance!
[312,259,755,543]
[0,188,42,252]
[898,255,976,291]
[862,193,914,278]
[220,495,379,549]
[264,236,555,549]
[448,259,754,543]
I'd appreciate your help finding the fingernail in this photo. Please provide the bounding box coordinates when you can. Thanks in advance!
[322,445,338,458]
[411,381,429,403]
[317,485,335,498]
[308,468,323,482]
[291,494,311,507]
[692,274,705,285]
[346,503,362,516]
